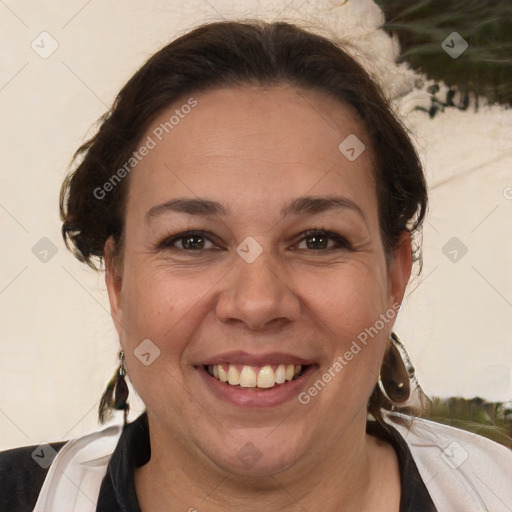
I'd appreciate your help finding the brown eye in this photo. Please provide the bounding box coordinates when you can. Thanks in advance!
[180,234,206,250]
[158,231,218,251]
[295,230,351,252]
[304,233,329,250]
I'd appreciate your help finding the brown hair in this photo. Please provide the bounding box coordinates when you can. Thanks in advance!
[60,20,428,425]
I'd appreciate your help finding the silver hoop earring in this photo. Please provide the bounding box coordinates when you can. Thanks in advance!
[379,332,422,408]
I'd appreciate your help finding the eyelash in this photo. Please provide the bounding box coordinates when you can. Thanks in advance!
[157,229,352,253]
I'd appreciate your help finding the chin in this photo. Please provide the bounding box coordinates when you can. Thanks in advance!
[204,431,303,477]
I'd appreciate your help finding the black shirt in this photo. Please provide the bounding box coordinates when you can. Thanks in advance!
[0,412,437,511]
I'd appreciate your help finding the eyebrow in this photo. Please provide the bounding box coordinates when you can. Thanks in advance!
[146,198,227,219]
[145,195,366,222]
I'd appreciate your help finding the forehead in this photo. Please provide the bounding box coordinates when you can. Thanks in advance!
[126,85,377,221]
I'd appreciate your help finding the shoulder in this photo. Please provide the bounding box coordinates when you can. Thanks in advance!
[32,423,124,512]
[0,441,67,512]
[384,412,512,511]
[0,422,125,512]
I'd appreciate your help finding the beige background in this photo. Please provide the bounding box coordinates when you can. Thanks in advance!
[1,0,511,449]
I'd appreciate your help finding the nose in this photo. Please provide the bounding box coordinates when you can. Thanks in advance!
[215,250,301,331]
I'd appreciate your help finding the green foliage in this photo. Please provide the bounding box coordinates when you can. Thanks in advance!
[375,0,512,106]
[422,396,512,448]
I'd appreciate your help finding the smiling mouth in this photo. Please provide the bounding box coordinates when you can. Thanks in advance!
[204,363,308,390]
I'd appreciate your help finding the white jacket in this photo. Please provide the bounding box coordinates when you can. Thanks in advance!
[33,412,512,512]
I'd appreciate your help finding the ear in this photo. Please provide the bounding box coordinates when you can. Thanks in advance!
[387,230,413,307]
[104,236,124,337]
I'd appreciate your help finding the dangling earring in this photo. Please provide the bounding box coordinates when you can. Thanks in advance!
[379,332,415,407]
[98,350,130,426]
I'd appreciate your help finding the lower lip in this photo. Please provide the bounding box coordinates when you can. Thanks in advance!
[196,365,317,408]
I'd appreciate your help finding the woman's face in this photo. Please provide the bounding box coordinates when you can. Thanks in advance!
[106,85,411,475]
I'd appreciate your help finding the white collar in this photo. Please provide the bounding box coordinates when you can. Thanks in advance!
[34,413,512,511]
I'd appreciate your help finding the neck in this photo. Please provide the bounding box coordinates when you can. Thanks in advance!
[134,414,400,512]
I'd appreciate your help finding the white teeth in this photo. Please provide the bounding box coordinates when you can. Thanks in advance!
[207,363,304,388]
[275,364,286,384]
[227,365,240,385]
[218,365,228,382]
[257,365,276,388]
[239,366,257,387]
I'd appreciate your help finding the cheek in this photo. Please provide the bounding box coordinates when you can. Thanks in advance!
[117,255,220,357]
[303,263,391,391]
[305,259,389,330]
[120,268,179,342]
[117,264,192,410]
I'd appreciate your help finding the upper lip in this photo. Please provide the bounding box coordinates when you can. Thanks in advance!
[199,351,316,367]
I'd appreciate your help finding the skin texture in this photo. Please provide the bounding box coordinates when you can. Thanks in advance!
[105,85,412,511]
